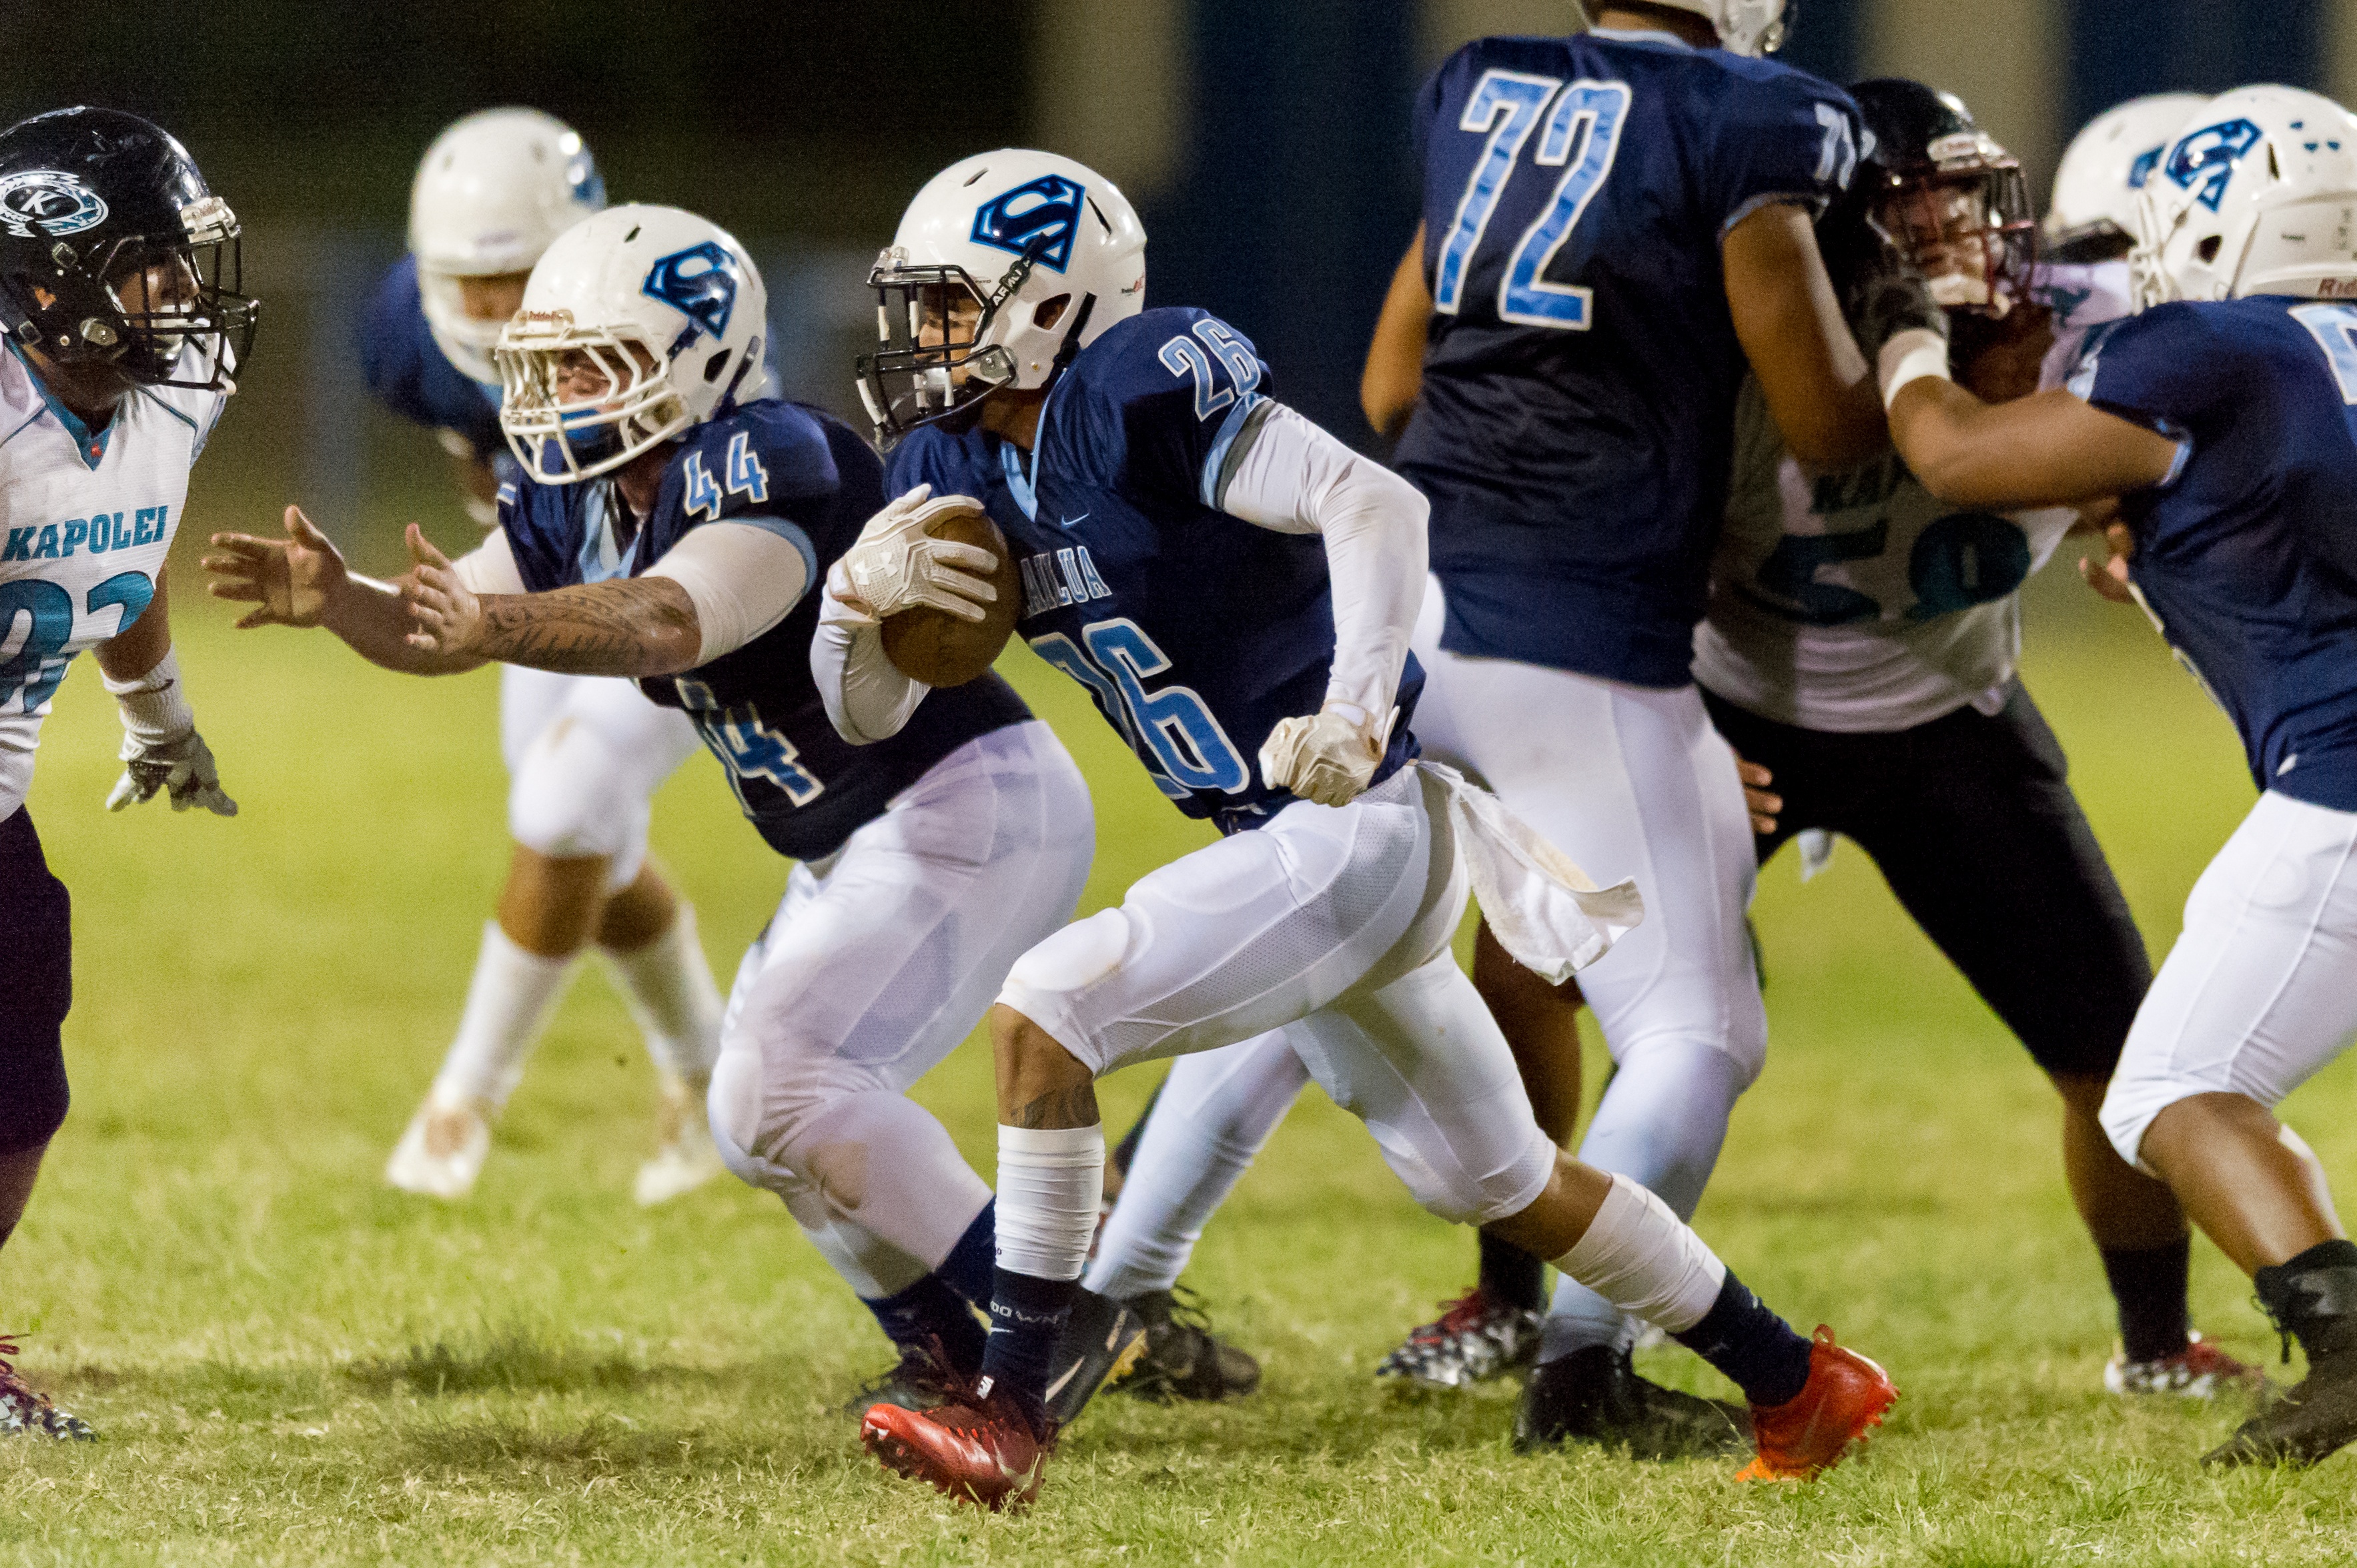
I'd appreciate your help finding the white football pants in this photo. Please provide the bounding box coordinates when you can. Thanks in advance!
[500,666,701,892]
[1087,580,1759,1349]
[2102,790,2357,1168]
[1001,765,1557,1231]
[708,720,1094,1300]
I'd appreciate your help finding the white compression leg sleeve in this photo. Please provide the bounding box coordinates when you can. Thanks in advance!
[1552,1172,1727,1337]
[600,902,725,1082]
[1085,1032,1314,1300]
[431,922,578,1108]
[1540,1040,1743,1361]
[997,1126,1105,1282]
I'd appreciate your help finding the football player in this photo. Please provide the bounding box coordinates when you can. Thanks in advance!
[1871,85,2357,1466]
[205,207,1096,1418]
[2043,93,2215,265]
[0,107,256,1439]
[836,149,1895,1510]
[361,110,725,1207]
[1698,80,2256,1398]
[1350,0,1891,1453]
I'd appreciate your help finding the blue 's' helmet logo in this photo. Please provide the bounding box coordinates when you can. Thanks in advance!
[2166,119,2264,212]
[2128,144,2165,190]
[642,241,739,347]
[971,175,1085,273]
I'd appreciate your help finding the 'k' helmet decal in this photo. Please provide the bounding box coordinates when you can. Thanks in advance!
[642,241,739,353]
[971,174,1085,273]
[2166,119,2264,212]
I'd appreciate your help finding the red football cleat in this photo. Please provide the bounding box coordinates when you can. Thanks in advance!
[861,1384,1056,1511]
[1735,1326,1897,1482]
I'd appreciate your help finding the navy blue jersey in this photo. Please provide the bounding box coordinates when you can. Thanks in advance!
[1394,29,1862,687]
[891,307,1421,835]
[502,400,1030,860]
[360,256,512,473]
[2076,297,2357,811]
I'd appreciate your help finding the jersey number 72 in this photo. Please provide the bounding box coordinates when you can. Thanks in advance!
[1433,71,1633,331]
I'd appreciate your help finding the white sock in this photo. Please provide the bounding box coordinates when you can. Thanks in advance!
[432,922,578,1109]
[995,1125,1104,1281]
[1550,1172,1727,1337]
[602,902,724,1083]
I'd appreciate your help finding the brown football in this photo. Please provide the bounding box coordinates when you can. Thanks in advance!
[879,504,1024,687]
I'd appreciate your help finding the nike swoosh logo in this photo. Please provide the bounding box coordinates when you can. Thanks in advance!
[1043,1359,1083,1403]
[1060,513,1088,529]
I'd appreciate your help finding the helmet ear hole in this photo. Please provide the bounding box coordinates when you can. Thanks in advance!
[703,347,731,383]
[1033,293,1072,331]
[2198,234,2224,263]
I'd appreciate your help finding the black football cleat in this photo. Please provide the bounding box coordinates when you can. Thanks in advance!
[1112,1287,1262,1403]
[1514,1344,1749,1460]
[1042,1289,1149,1427]
[2204,1349,2357,1467]
[841,1336,974,1418]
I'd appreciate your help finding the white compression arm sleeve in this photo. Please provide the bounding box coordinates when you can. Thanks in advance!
[450,528,526,596]
[813,560,930,744]
[646,520,813,666]
[1216,401,1428,720]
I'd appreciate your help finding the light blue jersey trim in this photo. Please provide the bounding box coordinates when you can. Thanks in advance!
[1000,437,1040,522]
[139,387,199,436]
[6,339,113,470]
[710,512,819,598]
[576,485,638,584]
[1200,389,1268,509]
[1588,26,1694,49]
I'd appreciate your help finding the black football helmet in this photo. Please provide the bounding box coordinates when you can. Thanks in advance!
[1831,79,2035,319]
[0,107,256,391]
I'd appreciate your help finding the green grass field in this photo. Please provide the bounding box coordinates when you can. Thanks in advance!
[3,524,2356,1566]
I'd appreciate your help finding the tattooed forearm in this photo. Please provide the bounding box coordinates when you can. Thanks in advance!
[472,579,702,677]
[1005,1082,1101,1131]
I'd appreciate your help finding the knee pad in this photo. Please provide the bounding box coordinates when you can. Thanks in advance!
[507,717,652,885]
[1003,908,1132,1004]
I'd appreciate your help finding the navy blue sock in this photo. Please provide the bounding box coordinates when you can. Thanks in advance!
[981,1266,1075,1431]
[1670,1269,1813,1408]
[861,1273,985,1374]
[2101,1237,2192,1365]
[936,1201,996,1308]
[1478,1229,1548,1313]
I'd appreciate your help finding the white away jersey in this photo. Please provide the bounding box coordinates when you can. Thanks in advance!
[0,345,225,816]
[1694,269,2122,732]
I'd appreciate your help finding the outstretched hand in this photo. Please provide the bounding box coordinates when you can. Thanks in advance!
[203,506,347,628]
[399,524,483,657]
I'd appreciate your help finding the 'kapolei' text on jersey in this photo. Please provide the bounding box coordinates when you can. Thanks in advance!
[500,399,1029,860]
[1395,28,1861,688]
[0,344,227,817]
[2074,295,2357,810]
[890,307,1421,835]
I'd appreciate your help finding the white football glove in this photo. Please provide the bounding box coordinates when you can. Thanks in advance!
[838,484,1001,624]
[107,729,238,816]
[1259,702,1399,808]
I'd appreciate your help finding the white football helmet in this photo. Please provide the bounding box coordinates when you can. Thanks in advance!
[859,149,1145,446]
[410,107,606,385]
[1588,0,1787,55]
[2132,86,2357,309]
[494,205,768,484]
[2045,93,2212,260]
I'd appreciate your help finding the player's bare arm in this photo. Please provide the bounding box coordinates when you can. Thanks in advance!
[91,563,173,686]
[404,526,702,676]
[1886,379,2180,510]
[1360,225,1429,443]
[1723,203,1886,470]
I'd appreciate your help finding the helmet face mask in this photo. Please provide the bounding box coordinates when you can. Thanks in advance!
[1872,161,2036,314]
[494,205,768,486]
[858,247,1047,447]
[0,111,257,394]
